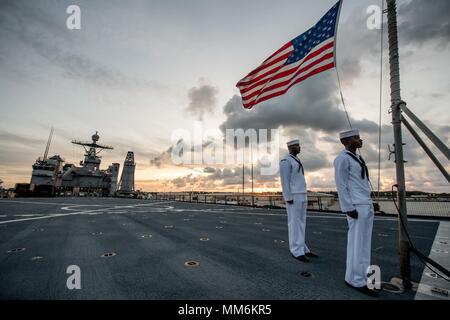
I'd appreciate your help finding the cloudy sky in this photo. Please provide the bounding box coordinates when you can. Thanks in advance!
[0,0,449,193]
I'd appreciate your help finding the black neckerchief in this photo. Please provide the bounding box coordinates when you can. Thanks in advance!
[345,151,369,180]
[289,154,304,174]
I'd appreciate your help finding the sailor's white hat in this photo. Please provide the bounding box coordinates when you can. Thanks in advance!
[286,139,300,146]
[339,129,360,139]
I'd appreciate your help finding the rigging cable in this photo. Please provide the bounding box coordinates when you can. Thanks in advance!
[336,70,353,130]
[391,185,450,282]
[334,0,352,130]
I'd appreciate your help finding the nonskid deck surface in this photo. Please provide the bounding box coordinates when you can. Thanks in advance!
[0,198,443,300]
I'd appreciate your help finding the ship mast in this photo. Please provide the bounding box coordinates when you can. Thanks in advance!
[71,131,113,155]
[43,127,54,161]
[71,132,113,171]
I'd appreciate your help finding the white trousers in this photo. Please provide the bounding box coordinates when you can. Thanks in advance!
[286,194,310,257]
[345,204,374,287]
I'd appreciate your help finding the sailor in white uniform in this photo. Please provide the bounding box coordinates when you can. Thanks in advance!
[333,129,378,297]
[280,139,318,263]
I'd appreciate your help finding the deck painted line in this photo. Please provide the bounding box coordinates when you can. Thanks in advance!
[13,214,44,217]
[0,208,111,224]
[0,201,175,225]
[415,221,450,300]
[0,200,84,206]
[60,205,105,211]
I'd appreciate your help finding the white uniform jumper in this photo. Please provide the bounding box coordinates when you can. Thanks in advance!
[334,150,374,287]
[280,154,310,257]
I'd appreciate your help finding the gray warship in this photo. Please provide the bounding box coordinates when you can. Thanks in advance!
[26,129,134,197]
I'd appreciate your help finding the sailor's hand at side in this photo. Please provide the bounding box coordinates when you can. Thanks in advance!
[346,209,358,219]
[373,203,380,212]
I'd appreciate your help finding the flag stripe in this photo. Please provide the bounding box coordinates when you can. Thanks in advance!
[253,60,335,104]
[239,40,334,98]
[243,42,292,78]
[237,53,291,88]
[242,53,332,103]
[263,42,292,63]
[237,37,334,92]
[243,62,335,108]
[237,50,293,86]
[243,58,335,107]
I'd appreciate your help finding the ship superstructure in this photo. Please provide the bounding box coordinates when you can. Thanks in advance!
[30,128,64,196]
[60,132,116,196]
[118,151,136,195]
[28,130,134,197]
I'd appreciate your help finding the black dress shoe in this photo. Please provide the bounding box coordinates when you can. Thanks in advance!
[345,281,379,297]
[292,254,310,263]
[305,252,319,258]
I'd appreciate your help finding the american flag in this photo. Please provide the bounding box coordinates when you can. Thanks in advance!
[237,1,341,109]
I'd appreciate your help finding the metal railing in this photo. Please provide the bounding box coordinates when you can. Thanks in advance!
[150,192,450,218]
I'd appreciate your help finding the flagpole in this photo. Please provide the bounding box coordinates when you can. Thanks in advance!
[386,0,411,289]
[333,0,344,72]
